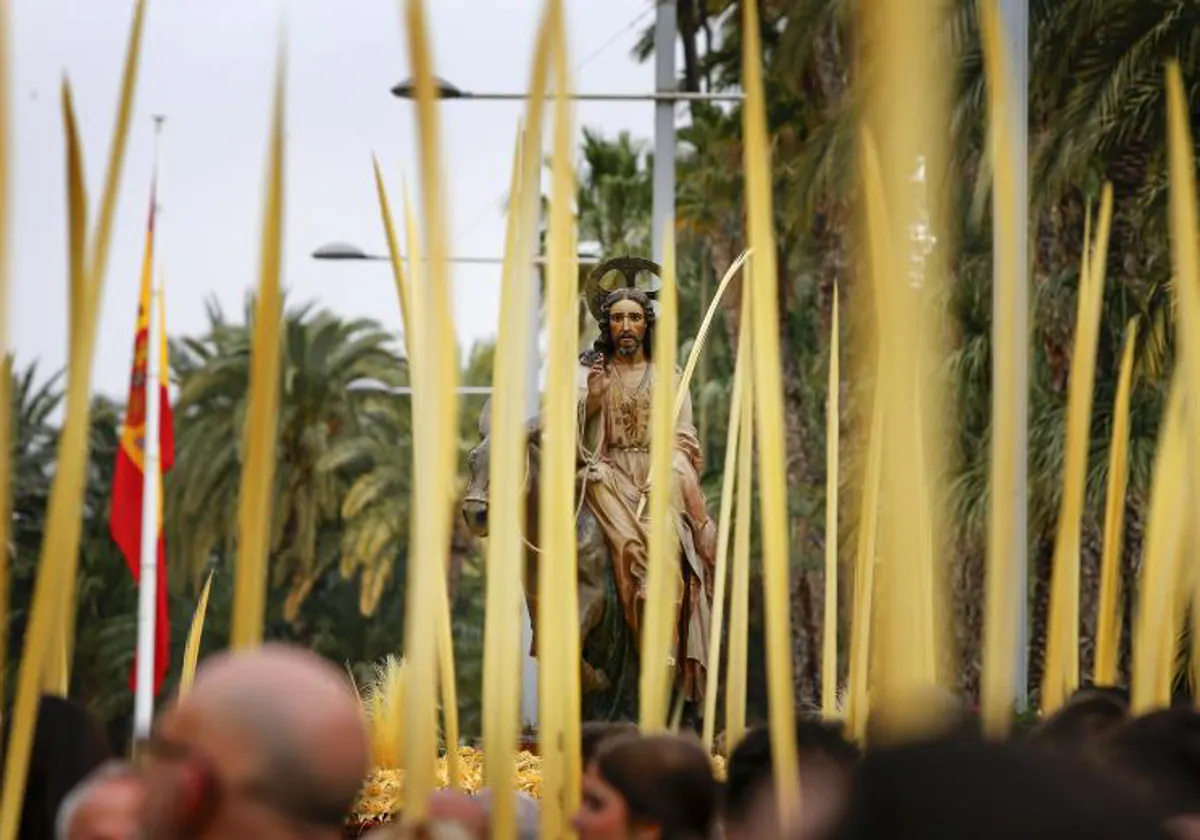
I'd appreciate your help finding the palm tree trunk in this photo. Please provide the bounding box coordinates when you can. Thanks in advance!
[1117,495,1145,685]
[709,229,743,345]
[790,12,854,709]
[678,0,702,94]
[1078,517,1103,684]
[951,544,985,699]
[776,234,836,706]
[1028,530,1055,707]
[794,564,822,707]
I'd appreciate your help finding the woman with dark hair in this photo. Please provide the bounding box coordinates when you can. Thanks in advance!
[573,734,717,840]
[580,721,639,767]
[0,694,112,840]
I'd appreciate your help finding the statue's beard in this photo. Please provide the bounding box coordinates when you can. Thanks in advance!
[615,333,642,357]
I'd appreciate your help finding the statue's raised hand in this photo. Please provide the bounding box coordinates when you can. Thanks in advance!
[587,354,611,400]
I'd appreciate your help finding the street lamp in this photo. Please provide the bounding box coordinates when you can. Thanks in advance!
[312,242,387,261]
[311,239,598,413]
[311,238,600,414]
[311,241,601,266]
[390,77,744,103]
[390,66,744,266]
[391,75,468,100]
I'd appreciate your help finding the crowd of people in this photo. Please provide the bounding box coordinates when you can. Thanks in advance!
[8,643,1200,839]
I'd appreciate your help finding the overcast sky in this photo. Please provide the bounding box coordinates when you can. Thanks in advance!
[13,0,662,399]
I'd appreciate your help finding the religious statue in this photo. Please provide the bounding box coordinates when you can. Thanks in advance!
[576,257,717,703]
[459,256,717,720]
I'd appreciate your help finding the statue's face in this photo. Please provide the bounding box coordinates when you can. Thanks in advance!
[608,298,647,358]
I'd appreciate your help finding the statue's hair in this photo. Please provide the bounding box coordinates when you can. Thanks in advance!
[580,288,656,366]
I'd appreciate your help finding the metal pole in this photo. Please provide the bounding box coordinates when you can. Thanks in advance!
[134,116,166,739]
[652,0,676,263]
[520,269,542,728]
[467,91,741,102]
[996,0,1029,711]
[400,91,743,103]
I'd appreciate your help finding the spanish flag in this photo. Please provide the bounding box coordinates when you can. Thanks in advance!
[110,177,175,695]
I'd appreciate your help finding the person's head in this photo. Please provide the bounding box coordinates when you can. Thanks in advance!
[574,734,716,840]
[1027,686,1130,755]
[723,718,860,840]
[475,788,540,840]
[581,722,640,767]
[1102,707,1200,838]
[55,761,143,840]
[588,289,656,363]
[359,821,476,840]
[1,694,113,840]
[137,643,369,840]
[428,790,489,840]
[831,734,1168,840]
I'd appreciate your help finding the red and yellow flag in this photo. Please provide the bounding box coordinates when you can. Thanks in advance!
[110,178,175,695]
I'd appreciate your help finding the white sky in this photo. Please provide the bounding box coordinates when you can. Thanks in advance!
[13,0,662,399]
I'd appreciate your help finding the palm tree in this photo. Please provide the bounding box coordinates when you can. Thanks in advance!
[5,360,62,702]
[576,128,653,256]
[946,0,1199,692]
[4,362,143,723]
[10,361,62,569]
[167,298,407,620]
[631,0,1200,700]
[321,399,412,616]
[325,339,491,618]
[632,0,720,94]
[774,0,1200,695]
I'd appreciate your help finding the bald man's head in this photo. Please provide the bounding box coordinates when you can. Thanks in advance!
[57,762,143,840]
[142,644,368,839]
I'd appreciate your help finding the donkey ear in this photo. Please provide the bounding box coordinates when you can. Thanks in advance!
[524,417,541,442]
[478,398,492,438]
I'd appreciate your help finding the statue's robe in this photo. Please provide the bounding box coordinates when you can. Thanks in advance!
[576,360,717,702]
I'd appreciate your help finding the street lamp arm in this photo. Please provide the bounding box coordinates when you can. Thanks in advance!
[312,243,390,261]
[391,82,743,104]
[453,91,744,102]
[312,241,599,267]
[350,384,495,396]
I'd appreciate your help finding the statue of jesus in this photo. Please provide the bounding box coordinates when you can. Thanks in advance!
[576,286,717,703]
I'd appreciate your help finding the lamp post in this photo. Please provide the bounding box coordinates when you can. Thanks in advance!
[653,1,676,267]
[389,17,739,725]
[992,0,1029,711]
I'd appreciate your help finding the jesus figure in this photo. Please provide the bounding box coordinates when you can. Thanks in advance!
[576,287,717,703]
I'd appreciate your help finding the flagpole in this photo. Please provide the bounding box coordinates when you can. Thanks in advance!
[133,115,165,740]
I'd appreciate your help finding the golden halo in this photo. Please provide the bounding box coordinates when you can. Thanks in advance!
[583,256,662,322]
